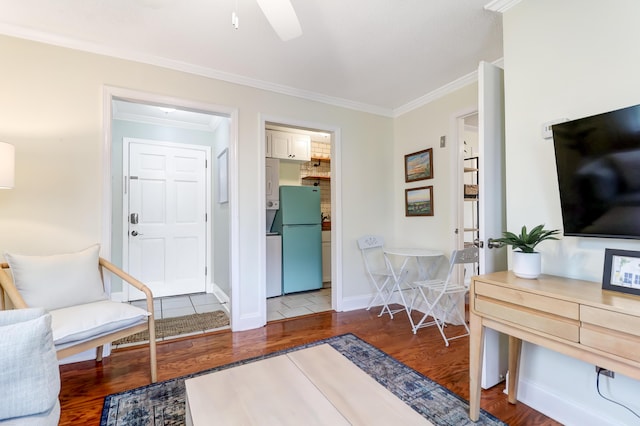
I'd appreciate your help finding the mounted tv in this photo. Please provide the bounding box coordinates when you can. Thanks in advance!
[552,103,640,239]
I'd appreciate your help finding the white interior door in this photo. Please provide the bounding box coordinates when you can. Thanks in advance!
[125,139,208,299]
[478,61,509,388]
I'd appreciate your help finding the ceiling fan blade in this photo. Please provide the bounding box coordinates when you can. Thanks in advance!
[255,0,302,41]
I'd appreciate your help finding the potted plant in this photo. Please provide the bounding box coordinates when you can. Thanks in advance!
[495,224,560,279]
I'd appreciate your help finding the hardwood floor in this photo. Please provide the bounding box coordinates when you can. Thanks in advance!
[59,306,561,425]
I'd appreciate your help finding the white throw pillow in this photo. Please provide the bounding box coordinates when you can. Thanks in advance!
[50,300,150,346]
[5,244,107,311]
[0,308,60,421]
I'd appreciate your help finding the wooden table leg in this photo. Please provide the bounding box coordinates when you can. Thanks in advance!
[507,336,522,404]
[469,311,485,421]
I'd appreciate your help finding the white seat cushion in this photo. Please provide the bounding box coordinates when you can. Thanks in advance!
[5,244,107,311]
[50,300,150,346]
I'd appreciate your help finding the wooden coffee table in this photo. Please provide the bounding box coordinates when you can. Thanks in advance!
[185,343,431,425]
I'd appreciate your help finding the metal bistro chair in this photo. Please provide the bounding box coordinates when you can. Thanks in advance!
[357,235,395,316]
[410,247,479,345]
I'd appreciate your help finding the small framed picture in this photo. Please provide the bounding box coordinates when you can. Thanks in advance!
[404,148,433,182]
[405,186,433,217]
[602,248,640,296]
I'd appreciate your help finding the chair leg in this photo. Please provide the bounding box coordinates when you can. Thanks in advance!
[366,279,389,311]
[96,345,104,362]
[148,315,158,383]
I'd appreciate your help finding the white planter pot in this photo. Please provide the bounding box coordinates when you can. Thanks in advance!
[512,251,541,279]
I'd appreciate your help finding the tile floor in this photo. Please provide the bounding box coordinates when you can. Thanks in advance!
[267,287,332,322]
[122,286,332,344]
[129,292,228,320]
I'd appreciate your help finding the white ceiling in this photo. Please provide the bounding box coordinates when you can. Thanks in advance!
[0,0,504,116]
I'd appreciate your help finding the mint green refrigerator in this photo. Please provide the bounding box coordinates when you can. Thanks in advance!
[271,186,322,294]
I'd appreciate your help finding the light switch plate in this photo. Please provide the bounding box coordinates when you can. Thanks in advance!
[542,118,569,139]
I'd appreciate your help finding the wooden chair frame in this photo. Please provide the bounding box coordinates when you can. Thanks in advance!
[0,257,157,383]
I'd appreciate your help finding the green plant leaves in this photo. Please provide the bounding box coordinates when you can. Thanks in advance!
[495,224,560,253]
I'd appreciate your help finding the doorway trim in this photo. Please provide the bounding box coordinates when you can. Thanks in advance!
[450,107,479,250]
[259,114,343,318]
[102,86,239,328]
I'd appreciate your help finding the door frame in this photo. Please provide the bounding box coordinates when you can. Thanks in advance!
[121,137,212,301]
[452,107,479,251]
[260,115,342,317]
[102,86,239,329]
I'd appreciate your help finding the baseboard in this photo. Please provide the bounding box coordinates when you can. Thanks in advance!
[340,294,371,312]
[210,282,230,313]
[514,376,616,426]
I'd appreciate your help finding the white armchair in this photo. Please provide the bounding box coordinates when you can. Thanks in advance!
[0,244,157,382]
[0,308,60,425]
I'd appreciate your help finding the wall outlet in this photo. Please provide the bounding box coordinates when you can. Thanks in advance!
[596,366,615,378]
[541,118,569,139]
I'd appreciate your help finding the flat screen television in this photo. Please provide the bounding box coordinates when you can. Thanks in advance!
[552,103,640,239]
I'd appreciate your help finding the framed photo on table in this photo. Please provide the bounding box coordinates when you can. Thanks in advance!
[404,148,433,182]
[602,248,640,296]
[405,186,433,217]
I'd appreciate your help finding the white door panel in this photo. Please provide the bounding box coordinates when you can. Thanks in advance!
[478,61,509,389]
[126,139,208,299]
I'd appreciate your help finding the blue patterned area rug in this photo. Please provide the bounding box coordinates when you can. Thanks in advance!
[101,333,505,425]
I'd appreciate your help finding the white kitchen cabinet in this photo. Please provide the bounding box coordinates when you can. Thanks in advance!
[265,157,280,209]
[290,134,311,161]
[266,130,310,162]
[322,230,331,283]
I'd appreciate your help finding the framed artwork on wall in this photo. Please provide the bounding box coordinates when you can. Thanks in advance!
[404,148,433,182]
[602,248,640,296]
[405,186,433,217]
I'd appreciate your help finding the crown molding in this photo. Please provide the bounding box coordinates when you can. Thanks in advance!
[393,57,503,117]
[0,22,503,119]
[484,0,523,13]
[393,71,479,117]
[0,23,395,118]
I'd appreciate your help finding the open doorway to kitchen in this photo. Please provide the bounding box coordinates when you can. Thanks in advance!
[264,121,337,321]
[103,87,237,330]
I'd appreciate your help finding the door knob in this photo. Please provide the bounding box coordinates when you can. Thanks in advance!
[488,238,504,249]
[473,238,484,248]
[131,230,143,236]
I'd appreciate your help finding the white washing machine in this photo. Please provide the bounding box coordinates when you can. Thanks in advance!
[266,233,282,297]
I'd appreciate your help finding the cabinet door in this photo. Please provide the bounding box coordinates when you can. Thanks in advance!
[290,134,311,162]
[270,131,290,160]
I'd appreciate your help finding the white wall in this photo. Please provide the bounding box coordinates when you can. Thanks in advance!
[394,83,478,254]
[503,1,640,424]
[212,121,230,297]
[0,35,393,330]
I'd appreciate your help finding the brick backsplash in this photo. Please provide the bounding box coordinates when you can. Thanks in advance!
[301,142,331,220]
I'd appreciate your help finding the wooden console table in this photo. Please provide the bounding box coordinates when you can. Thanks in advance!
[469,271,640,421]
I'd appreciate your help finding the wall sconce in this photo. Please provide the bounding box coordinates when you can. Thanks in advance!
[0,142,15,189]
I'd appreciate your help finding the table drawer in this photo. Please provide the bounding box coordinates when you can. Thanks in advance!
[581,305,640,338]
[581,326,640,363]
[474,281,580,320]
[475,297,580,342]
[580,305,640,363]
